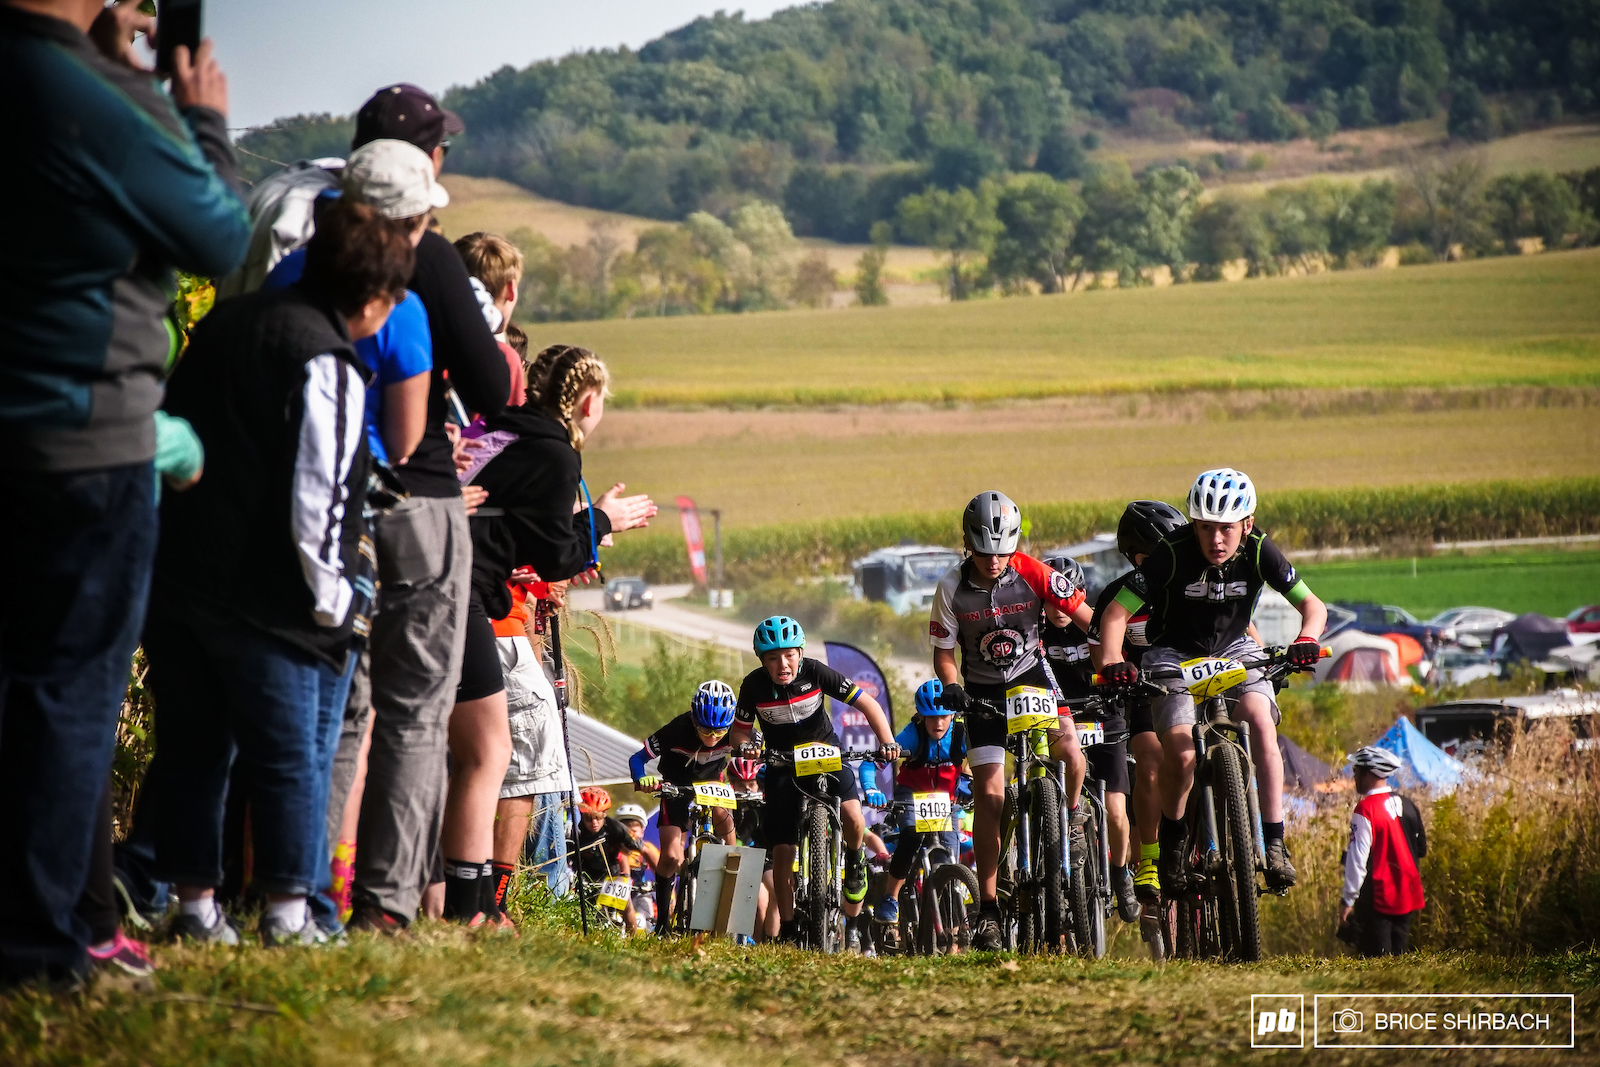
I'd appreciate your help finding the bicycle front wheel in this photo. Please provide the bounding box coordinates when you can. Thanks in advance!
[921,863,980,955]
[802,803,836,953]
[674,858,698,935]
[1029,776,1066,954]
[1213,742,1262,962]
[1067,803,1095,957]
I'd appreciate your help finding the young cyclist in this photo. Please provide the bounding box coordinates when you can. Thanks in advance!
[871,680,969,941]
[929,490,1091,951]
[1040,555,1139,924]
[728,617,899,942]
[572,787,639,930]
[628,681,739,933]
[1097,469,1327,895]
[613,803,659,932]
[1085,500,1186,906]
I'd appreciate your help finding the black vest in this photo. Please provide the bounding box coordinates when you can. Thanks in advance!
[153,283,369,669]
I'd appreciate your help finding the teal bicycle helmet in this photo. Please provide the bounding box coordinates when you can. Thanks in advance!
[753,615,805,653]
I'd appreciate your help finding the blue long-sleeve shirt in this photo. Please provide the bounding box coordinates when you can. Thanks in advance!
[0,7,249,472]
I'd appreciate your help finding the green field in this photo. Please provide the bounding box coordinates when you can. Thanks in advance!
[541,250,1600,407]
[1299,548,1600,620]
[6,924,1593,1067]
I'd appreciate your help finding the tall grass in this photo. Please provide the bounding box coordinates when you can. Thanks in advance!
[1265,720,1600,957]
[601,477,1600,584]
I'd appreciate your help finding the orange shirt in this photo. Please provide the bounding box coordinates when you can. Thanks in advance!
[491,580,550,638]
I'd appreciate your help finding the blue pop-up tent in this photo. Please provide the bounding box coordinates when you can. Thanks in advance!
[1346,716,1468,794]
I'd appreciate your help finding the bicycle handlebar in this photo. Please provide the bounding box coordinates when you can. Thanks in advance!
[1089,645,1331,691]
[653,783,765,805]
[759,746,901,765]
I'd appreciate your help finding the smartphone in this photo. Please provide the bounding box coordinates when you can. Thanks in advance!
[155,0,202,76]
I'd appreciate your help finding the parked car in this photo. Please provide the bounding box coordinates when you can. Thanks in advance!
[1431,647,1496,687]
[1567,605,1600,635]
[1332,601,1442,653]
[605,576,653,611]
[1426,606,1516,648]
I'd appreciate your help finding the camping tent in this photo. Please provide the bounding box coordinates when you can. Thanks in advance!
[1491,613,1573,667]
[1314,630,1402,686]
[1346,716,1467,794]
[1279,736,1333,793]
[1383,632,1426,671]
[565,709,642,787]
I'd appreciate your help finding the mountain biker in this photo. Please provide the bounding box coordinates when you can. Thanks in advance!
[728,616,900,942]
[629,681,739,933]
[929,490,1091,951]
[614,803,659,932]
[1340,746,1426,957]
[872,680,969,940]
[572,787,638,931]
[1085,500,1186,907]
[1041,555,1139,925]
[1096,469,1327,895]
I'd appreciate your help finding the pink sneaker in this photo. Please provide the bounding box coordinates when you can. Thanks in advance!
[87,929,155,978]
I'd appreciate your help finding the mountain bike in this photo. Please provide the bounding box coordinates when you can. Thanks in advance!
[1059,690,1133,960]
[960,687,1069,955]
[1099,647,1325,963]
[653,781,760,935]
[877,798,980,956]
[765,744,892,954]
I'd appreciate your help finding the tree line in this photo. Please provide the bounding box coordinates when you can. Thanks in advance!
[507,161,1600,321]
[238,0,1600,243]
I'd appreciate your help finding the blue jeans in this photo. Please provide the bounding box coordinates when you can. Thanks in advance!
[0,463,157,985]
[528,791,571,896]
[142,611,354,897]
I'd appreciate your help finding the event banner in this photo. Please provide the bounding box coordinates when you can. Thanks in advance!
[675,495,708,585]
[824,641,894,791]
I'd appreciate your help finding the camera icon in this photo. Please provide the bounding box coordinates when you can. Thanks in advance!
[1332,1009,1365,1033]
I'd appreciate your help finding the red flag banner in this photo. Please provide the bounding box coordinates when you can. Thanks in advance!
[675,496,708,585]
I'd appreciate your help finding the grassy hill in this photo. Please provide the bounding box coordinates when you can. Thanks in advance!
[547,248,1600,407]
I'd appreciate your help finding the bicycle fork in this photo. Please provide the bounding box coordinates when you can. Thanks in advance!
[1191,716,1220,875]
[1235,720,1268,873]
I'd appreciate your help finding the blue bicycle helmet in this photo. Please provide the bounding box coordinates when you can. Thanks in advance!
[914,679,946,717]
[752,615,805,654]
[691,680,737,730]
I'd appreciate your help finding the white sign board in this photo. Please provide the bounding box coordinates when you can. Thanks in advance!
[689,844,766,937]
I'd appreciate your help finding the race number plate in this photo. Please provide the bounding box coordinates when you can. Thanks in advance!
[1074,719,1105,747]
[793,741,843,776]
[597,878,631,911]
[913,791,953,833]
[1005,685,1057,734]
[692,781,738,809]
[1177,656,1248,699]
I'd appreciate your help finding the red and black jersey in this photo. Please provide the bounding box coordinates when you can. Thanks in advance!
[929,552,1085,686]
[735,657,860,750]
[641,711,734,786]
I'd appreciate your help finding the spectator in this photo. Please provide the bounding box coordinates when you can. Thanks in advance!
[141,199,412,946]
[0,0,247,986]
[340,84,513,933]
[1340,746,1427,957]
[455,231,527,407]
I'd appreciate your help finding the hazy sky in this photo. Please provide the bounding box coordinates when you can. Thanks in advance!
[207,2,801,131]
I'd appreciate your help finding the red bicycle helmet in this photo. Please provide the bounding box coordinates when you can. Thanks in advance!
[579,786,612,815]
[728,756,763,781]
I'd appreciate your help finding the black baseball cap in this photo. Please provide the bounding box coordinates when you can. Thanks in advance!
[352,84,465,154]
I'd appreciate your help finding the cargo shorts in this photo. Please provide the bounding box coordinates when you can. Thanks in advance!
[1144,635,1279,736]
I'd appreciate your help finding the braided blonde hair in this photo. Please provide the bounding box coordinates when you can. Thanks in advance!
[529,344,611,450]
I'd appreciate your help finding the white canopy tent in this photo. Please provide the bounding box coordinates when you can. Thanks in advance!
[563,709,642,788]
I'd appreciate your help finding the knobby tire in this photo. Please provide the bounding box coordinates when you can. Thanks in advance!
[1030,776,1066,954]
[921,863,980,955]
[802,804,834,953]
[1213,742,1262,962]
[1068,803,1095,957]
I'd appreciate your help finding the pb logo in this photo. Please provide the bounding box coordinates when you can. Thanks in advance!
[1251,995,1304,1049]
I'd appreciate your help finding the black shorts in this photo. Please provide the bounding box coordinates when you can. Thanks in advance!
[762,765,860,847]
[1126,694,1156,737]
[965,660,1064,754]
[1080,713,1131,796]
[456,603,504,702]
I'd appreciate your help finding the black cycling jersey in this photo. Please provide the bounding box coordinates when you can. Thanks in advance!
[1117,524,1309,656]
[641,711,734,785]
[735,657,860,751]
[1087,572,1153,667]
[574,816,634,882]
[1041,617,1095,699]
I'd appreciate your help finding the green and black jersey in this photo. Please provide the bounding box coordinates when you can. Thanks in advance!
[1114,525,1312,657]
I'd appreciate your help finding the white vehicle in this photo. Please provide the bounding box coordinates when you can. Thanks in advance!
[852,545,963,616]
[1426,606,1516,648]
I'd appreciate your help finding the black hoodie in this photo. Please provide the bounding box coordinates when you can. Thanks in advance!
[468,405,612,620]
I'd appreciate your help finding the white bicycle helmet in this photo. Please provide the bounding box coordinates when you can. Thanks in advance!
[615,803,649,825]
[1188,468,1256,523]
[1347,746,1403,778]
[963,490,1022,554]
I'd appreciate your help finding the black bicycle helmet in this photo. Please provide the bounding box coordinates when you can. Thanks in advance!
[1041,554,1086,595]
[1116,500,1186,563]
